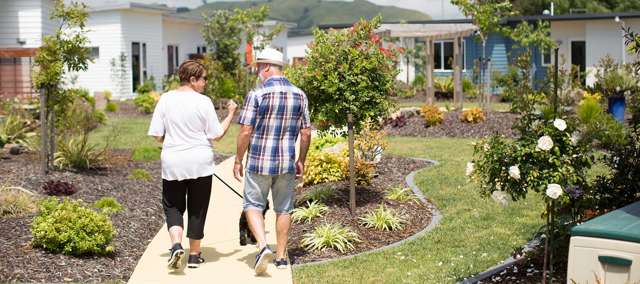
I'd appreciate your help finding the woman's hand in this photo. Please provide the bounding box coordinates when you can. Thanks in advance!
[227,99,238,114]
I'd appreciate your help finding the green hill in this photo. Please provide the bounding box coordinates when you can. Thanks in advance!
[185,0,431,34]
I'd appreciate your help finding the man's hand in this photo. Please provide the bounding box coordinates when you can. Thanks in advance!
[295,160,305,179]
[233,160,244,182]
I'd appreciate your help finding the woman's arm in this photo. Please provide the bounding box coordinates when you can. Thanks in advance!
[210,100,238,142]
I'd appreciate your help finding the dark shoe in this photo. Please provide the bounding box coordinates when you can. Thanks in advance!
[254,246,274,275]
[187,253,205,268]
[167,243,185,270]
[274,258,288,269]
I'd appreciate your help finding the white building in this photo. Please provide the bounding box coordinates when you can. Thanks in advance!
[548,13,640,86]
[0,0,56,97]
[74,1,290,99]
[0,0,291,99]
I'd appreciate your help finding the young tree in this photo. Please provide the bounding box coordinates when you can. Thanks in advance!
[286,16,398,213]
[451,0,516,110]
[33,0,91,174]
[201,5,283,104]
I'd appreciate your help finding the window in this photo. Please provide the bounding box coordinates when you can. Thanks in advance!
[168,45,179,75]
[89,47,99,60]
[433,40,466,71]
[197,45,207,54]
[142,43,147,80]
[541,47,552,66]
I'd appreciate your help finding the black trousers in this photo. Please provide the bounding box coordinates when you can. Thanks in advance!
[162,175,212,240]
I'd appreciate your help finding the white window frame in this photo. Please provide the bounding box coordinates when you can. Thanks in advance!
[434,40,466,72]
[197,45,207,54]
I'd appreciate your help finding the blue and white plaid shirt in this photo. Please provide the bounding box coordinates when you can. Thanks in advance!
[238,76,311,175]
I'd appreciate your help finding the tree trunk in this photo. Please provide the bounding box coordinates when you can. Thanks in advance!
[348,113,356,213]
[481,40,489,110]
[40,88,48,175]
[49,108,55,168]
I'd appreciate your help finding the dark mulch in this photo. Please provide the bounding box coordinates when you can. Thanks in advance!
[384,111,519,138]
[288,156,433,265]
[0,149,229,283]
[477,247,568,284]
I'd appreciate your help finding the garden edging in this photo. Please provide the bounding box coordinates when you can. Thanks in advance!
[293,157,442,268]
[457,237,541,283]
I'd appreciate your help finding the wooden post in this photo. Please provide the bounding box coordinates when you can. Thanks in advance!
[348,112,356,213]
[40,88,48,175]
[49,108,55,168]
[453,36,463,110]
[425,38,435,105]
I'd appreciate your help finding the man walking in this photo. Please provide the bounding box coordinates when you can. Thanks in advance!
[233,47,311,275]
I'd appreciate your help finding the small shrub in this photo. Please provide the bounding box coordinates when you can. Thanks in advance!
[577,96,627,148]
[58,88,107,136]
[359,205,405,231]
[105,102,118,113]
[133,91,160,114]
[135,76,156,94]
[304,152,346,185]
[434,77,453,93]
[54,135,106,170]
[42,180,77,196]
[0,187,36,217]
[463,77,479,99]
[412,74,426,92]
[300,223,361,253]
[93,197,124,215]
[103,90,113,101]
[460,107,486,123]
[355,119,387,163]
[420,104,444,127]
[31,197,115,255]
[298,187,336,205]
[385,186,418,203]
[343,158,376,186]
[131,146,161,161]
[128,168,152,182]
[0,113,35,146]
[163,74,181,92]
[292,201,329,224]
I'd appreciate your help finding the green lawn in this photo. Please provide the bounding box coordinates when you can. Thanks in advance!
[395,100,512,112]
[292,137,544,283]
[90,115,240,155]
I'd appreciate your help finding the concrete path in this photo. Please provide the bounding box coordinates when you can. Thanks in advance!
[128,155,293,284]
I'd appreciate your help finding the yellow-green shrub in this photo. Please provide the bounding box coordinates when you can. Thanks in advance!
[304,152,346,185]
[420,104,444,127]
[460,107,486,123]
[31,197,115,255]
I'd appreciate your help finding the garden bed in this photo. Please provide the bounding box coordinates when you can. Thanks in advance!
[477,247,567,284]
[384,111,519,138]
[0,149,229,283]
[288,155,433,265]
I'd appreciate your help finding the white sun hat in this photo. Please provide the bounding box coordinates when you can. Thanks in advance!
[255,47,284,66]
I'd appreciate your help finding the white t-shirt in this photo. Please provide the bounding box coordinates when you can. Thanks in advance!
[147,90,223,181]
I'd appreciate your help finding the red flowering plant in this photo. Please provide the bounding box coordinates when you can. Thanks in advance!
[285,15,398,130]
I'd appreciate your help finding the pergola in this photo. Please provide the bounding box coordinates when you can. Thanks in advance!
[378,23,478,108]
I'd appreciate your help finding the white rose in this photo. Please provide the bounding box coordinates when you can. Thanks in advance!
[546,184,563,199]
[508,165,521,180]
[466,162,474,176]
[536,135,554,151]
[491,190,510,206]
[553,119,567,131]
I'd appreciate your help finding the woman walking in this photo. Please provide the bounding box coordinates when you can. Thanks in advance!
[148,60,237,270]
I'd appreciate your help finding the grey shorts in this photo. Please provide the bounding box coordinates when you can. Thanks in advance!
[243,172,296,214]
